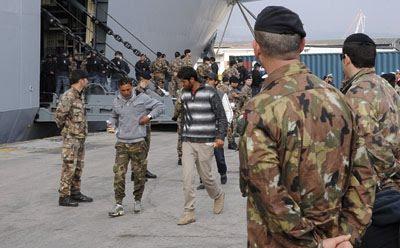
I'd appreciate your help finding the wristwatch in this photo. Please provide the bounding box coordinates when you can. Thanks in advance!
[147,114,153,120]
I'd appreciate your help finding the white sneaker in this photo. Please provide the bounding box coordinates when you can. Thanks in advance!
[134,201,142,213]
[108,204,124,217]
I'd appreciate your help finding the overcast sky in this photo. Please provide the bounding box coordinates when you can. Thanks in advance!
[220,0,400,42]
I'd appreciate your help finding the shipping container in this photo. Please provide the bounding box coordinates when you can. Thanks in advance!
[230,52,400,88]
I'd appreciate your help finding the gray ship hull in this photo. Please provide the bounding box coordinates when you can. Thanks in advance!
[0,0,41,144]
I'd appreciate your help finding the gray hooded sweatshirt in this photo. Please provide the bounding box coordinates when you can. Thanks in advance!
[109,92,164,143]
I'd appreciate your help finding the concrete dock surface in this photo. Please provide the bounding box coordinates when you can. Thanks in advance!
[0,131,247,248]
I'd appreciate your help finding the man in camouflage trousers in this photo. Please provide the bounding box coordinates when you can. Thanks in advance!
[55,70,93,207]
[340,33,400,248]
[227,76,244,150]
[169,52,183,98]
[239,6,375,248]
[108,77,163,217]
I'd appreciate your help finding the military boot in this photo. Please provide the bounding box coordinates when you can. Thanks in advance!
[145,170,157,179]
[71,192,93,202]
[177,211,196,225]
[59,196,79,207]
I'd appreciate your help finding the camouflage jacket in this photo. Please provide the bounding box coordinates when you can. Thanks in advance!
[216,83,230,95]
[239,61,375,247]
[170,57,183,75]
[342,68,400,191]
[228,87,245,113]
[395,83,400,96]
[182,56,192,67]
[55,87,87,138]
[196,63,211,78]
[150,58,169,74]
[240,84,252,104]
[222,66,240,79]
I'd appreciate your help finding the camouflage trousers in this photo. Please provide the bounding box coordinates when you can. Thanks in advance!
[169,76,179,98]
[113,141,148,204]
[145,125,151,157]
[177,120,182,159]
[59,135,85,197]
[227,112,239,144]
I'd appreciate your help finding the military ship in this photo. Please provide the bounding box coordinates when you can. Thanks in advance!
[0,0,257,144]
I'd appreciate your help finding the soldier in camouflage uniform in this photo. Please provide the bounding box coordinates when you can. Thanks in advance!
[169,52,184,98]
[340,34,400,247]
[182,49,193,67]
[222,60,240,79]
[55,70,93,207]
[108,77,163,217]
[150,52,170,84]
[240,75,252,105]
[239,6,375,248]
[196,57,211,80]
[227,76,244,150]
[217,76,230,95]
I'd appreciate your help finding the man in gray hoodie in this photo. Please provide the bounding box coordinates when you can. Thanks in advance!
[108,77,163,217]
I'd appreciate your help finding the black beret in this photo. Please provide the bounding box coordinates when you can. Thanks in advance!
[254,6,306,38]
[344,33,375,46]
[70,70,88,84]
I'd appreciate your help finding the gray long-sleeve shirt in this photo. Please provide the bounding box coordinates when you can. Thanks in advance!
[109,92,164,143]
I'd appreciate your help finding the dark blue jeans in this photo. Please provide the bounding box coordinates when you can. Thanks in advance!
[214,147,227,175]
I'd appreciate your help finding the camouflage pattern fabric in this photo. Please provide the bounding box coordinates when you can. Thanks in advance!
[222,66,240,79]
[113,141,148,204]
[196,63,211,78]
[342,68,400,191]
[173,89,183,159]
[169,76,179,98]
[55,87,88,139]
[59,135,85,197]
[151,58,169,82]
[55,87,88,198]
[239,61,375,247]
[241,84,252,105]
[171,57,184,75]
[169,58,184,97]
[227,87,244,144]
[216,83,230,95]
[395,84,400,96]
[227,114,237,145]
[182,56,192,67]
